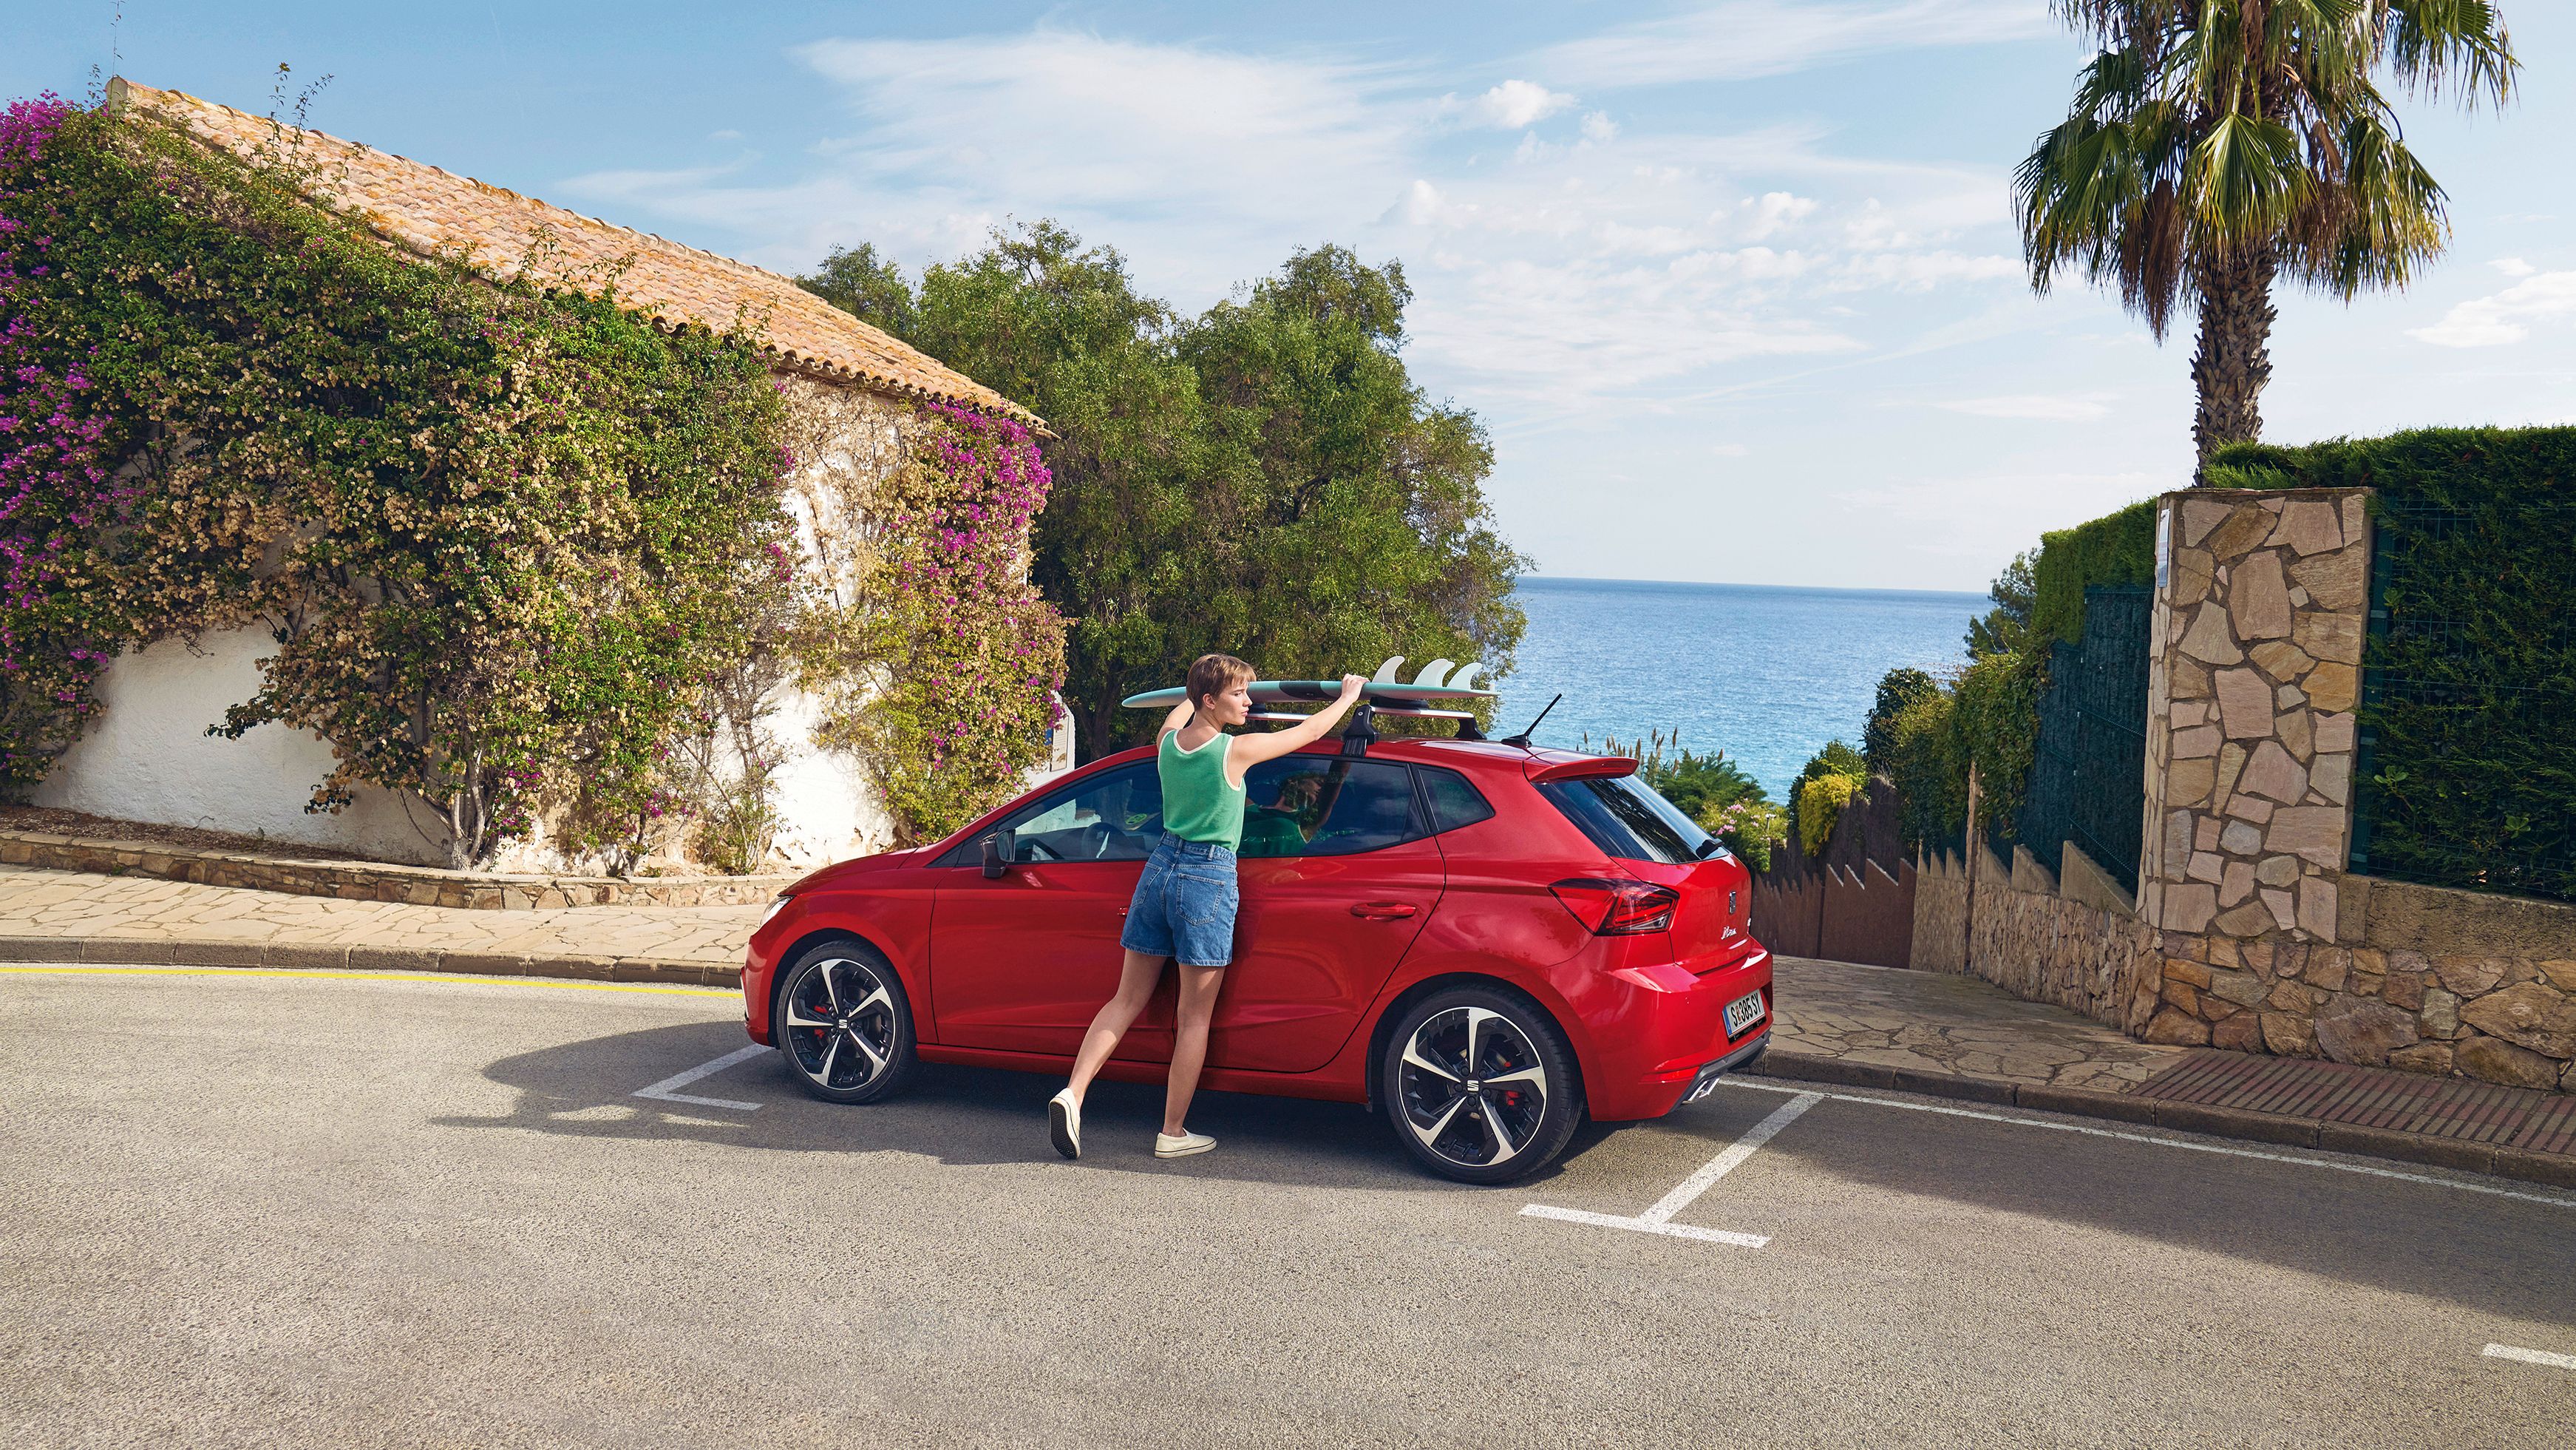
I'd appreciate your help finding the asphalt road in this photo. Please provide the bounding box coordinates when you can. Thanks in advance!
[3,966,2572,1448]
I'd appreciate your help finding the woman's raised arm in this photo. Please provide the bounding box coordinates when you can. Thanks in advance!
[1228,675,1367,775]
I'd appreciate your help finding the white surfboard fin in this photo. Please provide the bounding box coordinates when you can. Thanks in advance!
[1447,661,1483,691]
[1413,658,1457,688]
[1370,657,1406,685]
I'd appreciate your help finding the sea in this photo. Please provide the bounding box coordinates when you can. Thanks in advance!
[1487,576,1992,801]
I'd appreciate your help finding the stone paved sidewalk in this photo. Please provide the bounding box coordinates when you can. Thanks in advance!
[0,864,759,965]
[1770,955,2188,1093]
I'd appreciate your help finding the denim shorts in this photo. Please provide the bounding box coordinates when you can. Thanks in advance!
[1120,832,1240,967]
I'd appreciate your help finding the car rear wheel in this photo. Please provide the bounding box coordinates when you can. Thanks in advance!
[775,939,917,1104]
[1380,986,1583,1185]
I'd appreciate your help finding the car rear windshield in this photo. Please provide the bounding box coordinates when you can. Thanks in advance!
[1539,774,1715,864]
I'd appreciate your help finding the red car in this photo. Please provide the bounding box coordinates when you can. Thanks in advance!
[741,736,1773,1183]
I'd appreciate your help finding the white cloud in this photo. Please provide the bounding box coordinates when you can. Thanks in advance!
[2494,257,2537,277]
[1741,191,1817,240]
[1935,393,2112,421]
[2410,271,2576,348]
[1530,0,2054,88]
[1464,79,1574,129]
[563,25,2027,414]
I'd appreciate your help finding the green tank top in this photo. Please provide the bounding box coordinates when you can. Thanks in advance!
[1158,729,1246,851]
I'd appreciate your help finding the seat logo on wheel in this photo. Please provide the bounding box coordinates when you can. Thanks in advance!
[1396,1005,1550,1169]
[782,956,897,1094]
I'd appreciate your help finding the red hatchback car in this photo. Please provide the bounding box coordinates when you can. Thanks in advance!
[741,736,1773,1183]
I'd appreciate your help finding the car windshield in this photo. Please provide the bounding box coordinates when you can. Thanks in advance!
[1539,773,1716,865]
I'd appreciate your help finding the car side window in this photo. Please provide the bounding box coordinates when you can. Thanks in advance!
[1239,757,1421,858]
[991,762,1165,863]
[1415,766,1495,834]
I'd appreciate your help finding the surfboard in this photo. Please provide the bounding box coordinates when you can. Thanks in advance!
[1121,657,1495,709]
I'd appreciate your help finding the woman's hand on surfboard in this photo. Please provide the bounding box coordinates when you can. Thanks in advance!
[1336,674,1366,701]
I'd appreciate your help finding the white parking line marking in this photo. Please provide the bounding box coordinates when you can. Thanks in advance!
[1521,1091,1821,1248]
[2484,1343,2576,1371]
[633,1044,772,1111]
[1719,1078,2576,1210]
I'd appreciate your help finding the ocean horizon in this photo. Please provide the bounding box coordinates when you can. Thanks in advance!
[1489,574,1992,799]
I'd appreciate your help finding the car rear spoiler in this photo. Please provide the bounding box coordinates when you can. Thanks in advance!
[1525,754,1639,784]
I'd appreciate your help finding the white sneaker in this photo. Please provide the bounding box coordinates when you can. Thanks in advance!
[1049,1089,1081,1160]
[1154,1131,1215,1159]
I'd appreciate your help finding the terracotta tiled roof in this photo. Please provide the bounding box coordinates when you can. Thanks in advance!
[105,78,1039,427]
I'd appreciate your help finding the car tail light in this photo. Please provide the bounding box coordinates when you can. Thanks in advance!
[1550,876,1679,935]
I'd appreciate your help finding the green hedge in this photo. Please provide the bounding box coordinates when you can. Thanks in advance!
[2209,428,2576,902]
[2030,499,2156,648]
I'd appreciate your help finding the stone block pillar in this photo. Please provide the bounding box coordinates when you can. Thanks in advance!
[2135,487,2371,1047]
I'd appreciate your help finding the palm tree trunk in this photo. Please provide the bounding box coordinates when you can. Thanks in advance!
[2189,246,2277,483]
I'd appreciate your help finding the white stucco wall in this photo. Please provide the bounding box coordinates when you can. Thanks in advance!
[33,626,456,865]
[38,380,1066,875]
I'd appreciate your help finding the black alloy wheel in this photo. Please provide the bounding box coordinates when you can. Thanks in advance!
[1381,986,1583,1185]
[775,938,917,1104]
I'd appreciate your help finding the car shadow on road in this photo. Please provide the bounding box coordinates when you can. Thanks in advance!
[1708,1080,2576,1326]
[435,1018,1614,1195]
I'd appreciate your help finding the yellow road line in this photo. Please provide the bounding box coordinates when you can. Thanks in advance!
[0,964,735,997]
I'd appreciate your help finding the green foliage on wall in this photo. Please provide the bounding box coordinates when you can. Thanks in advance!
[2030,500,2157,648]
[1,98,795,867]
[2209,427,2576,901]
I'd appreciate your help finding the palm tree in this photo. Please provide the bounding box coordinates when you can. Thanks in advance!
[2016,1,2516,477]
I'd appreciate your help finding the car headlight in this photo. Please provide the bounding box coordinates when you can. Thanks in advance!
[757,894,793,929]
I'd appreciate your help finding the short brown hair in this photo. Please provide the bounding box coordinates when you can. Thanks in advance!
[1186,653,1254,711]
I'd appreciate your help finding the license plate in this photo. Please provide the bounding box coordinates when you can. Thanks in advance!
[1724,989,1767,1036]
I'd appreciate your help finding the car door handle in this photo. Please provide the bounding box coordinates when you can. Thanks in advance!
[1350,901,1418,919]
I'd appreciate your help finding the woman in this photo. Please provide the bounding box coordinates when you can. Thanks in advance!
[1049,655,1368,1161]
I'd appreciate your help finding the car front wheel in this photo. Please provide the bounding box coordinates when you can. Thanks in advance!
[775,938,917,1104]
[1380,986,1583,1184]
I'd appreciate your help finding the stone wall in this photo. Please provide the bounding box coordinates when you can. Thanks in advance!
[1913,843,2157,1031]
[2130,485,2576,1093]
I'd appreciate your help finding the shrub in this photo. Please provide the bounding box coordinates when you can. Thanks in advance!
[1795,770,1866,856]
[1709,799,1786,872]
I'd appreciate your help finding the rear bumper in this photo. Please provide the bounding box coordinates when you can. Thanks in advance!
[1679,1031,1770,1104]
[1578,941,1774,1120]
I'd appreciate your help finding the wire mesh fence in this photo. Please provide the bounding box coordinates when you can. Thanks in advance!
[2351,499,2576,904]
[2016,584,2151,892]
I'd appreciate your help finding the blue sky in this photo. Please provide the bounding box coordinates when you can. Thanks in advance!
[13,2,2572,592]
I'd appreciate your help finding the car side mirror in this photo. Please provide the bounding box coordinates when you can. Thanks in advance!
[981,830,1015,879]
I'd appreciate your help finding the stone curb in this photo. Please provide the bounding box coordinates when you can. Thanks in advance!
[0,829,795,911]
[0,935,741,990]
[1758,1048,2576,1193]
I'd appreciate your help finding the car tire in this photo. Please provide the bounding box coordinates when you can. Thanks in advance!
[773,938,918,1105]
[1380,985,1584,1185]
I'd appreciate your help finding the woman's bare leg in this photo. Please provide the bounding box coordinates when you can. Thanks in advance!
[1065,949,1167,1103]
[1162,964,1227,1136]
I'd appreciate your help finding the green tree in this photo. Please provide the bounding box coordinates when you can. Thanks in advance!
[806,226,1526,759]
[1863,667,1940,768]
[796,241,918,340]
[2015,1,2517,474]
[1965,549,2037,660]
[1180,245,1526,722]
